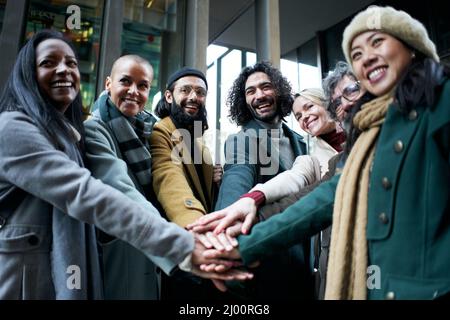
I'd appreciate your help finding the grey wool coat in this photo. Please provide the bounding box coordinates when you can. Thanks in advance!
[0,111,193,299]
[84,109,179,299]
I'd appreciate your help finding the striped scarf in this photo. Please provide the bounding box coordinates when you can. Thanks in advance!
[95,93,156,198]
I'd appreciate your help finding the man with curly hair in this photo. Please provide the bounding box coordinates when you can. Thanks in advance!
[214,61,312,300]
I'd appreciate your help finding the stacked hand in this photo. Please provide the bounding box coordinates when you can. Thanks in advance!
[190,234,251,291]
[186,197,261,291]
[187,197,258,236]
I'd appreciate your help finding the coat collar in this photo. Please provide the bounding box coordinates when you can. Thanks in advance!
[160,116,214,210]
[242,119,306,171]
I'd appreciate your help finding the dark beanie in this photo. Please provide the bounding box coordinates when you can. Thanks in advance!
[166,67,208,90]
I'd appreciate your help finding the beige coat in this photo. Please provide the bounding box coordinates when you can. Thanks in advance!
[251,137,338,218]
[150,117,215,227]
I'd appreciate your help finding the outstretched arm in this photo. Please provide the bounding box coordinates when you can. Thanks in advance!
[0,112,193,271]
[239,174,339,265]
[250,155,321,203]
[203,175,339,266]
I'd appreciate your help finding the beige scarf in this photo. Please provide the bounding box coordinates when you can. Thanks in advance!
[325,93,393,300]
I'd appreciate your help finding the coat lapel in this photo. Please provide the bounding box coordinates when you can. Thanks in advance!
[165,117,211,211]
[282,123,305,157]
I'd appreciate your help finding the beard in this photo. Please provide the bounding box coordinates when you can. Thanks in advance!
[170,100,208,133]
[248,96,279,123]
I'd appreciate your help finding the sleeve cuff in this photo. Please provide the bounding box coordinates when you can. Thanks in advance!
[240,190,266,207]
[178,253,193,272]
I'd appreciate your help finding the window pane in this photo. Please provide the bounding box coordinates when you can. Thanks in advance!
[124,0,177,32]
[281,58,299,92]
[122,0,179,111]
[433,1,450,58]
[205,63,217,163]
[218,49,241,164]
[121,22,162,109]
[246,52,256,66]
[26,0,104,114]
[207,44,228,67]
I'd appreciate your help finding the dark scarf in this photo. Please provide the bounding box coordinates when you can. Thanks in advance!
[95,93,156,199]
[319,129,347,152]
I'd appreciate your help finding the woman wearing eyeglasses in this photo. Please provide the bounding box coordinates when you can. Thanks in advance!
[324,61,367,124]
[199,6,450,300]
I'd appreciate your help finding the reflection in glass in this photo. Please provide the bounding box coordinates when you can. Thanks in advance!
[122,22,162,109]
[122,0,178,110]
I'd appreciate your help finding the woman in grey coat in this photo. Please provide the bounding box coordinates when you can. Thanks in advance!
[84,55,173,299]
[0,30,251,299]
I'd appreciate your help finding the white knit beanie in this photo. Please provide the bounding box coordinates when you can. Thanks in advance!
[342,5,439,65]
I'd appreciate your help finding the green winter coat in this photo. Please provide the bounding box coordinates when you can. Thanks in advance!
[238,79,450,300]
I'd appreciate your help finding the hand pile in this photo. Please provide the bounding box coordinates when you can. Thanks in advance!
[185,197,260,292]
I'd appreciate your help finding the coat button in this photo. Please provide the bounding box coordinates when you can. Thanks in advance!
[185,199,193,206]
[408,109,418,121]
[382,177,392,189]
[28,235,39,246]
[385,291,396,300]
[394,140,404,153]
[379,212,389,224]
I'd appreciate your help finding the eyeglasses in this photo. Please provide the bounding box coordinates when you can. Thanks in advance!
[176,85,207,98]
[330,81,361,110]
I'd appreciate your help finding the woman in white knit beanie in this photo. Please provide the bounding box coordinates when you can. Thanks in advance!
[189,5,450,301]
[324,5,450,299]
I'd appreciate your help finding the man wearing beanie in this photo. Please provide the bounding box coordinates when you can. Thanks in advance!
[150,67,225,300]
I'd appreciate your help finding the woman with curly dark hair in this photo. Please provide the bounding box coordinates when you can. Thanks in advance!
[227,61,294,126]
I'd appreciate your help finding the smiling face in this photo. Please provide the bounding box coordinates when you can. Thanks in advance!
[164,76,207,117]
[244,72,278,123]
[331,75,366,122]
[293,96,335,137]
[35,39,80,112]
[350,31,413,97]
[106,58,153,117]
